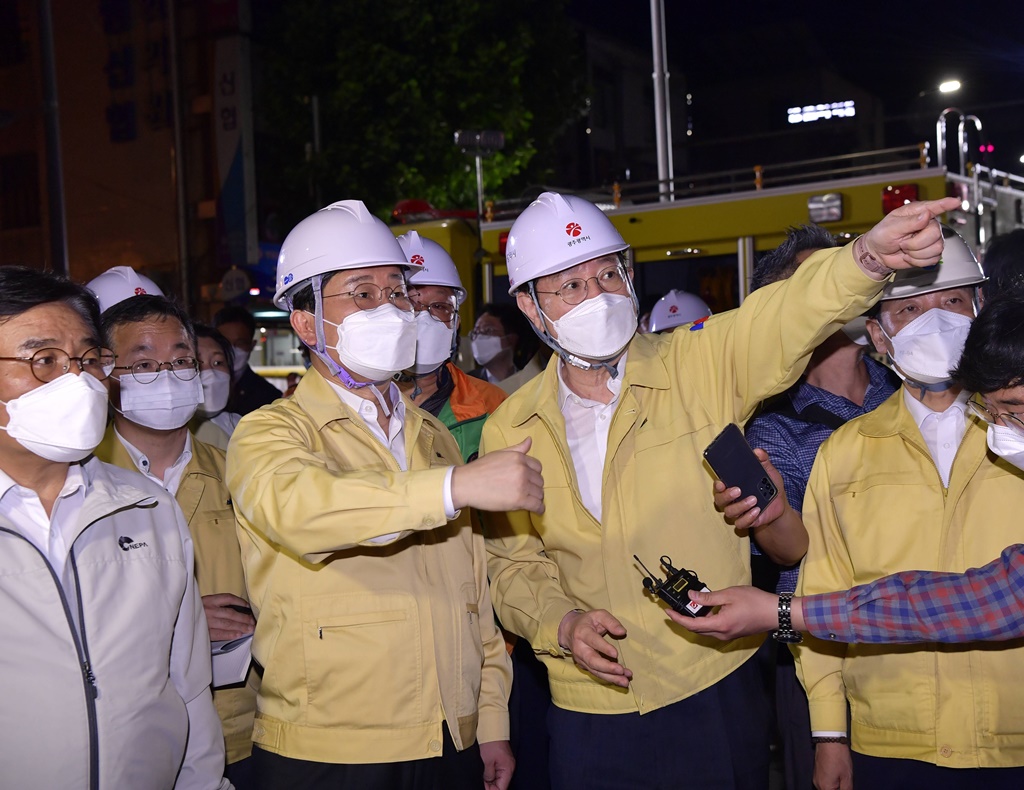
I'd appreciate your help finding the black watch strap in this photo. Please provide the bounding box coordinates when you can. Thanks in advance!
[773,593,803,644]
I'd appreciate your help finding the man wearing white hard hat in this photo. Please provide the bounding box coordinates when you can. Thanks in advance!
[479,189,960,789]
[779,226,1024,790]
[647,289,711,333]
[93,291,258,786]
[226,200,544,790]
[395,231,506,462]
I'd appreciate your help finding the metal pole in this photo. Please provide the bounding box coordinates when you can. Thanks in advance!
[935,107,962,171]
[475,153,485,221]
[37,0,68,273]
[650,0,671,202]
[168,0,190,310]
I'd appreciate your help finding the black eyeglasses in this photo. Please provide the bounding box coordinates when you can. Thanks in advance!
[0,346,115,383]
[113,357,199,384]
[325,284,412,312]
[533,264,628,305]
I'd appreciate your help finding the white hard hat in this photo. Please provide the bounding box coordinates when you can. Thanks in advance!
[86,266,165,313]
[505,191,629,293]
[398,231,466,305]
[882,225,986,300]
[649,289,712,332]
[274,200,422,309]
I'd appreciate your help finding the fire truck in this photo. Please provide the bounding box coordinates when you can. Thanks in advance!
[392,118,1024,326]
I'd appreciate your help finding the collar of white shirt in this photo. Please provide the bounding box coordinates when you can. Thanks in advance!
[557,353,627,411]
[325,379,406,443]
[0,461,88,579]
[115,428,193,496]
[903,387,971,430]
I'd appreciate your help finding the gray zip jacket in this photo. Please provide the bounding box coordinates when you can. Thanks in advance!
[0,457,230,789]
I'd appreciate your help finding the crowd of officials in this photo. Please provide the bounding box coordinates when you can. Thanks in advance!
[5,190,1024,790]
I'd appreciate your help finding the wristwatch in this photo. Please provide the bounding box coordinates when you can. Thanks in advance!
[772,593,803,644]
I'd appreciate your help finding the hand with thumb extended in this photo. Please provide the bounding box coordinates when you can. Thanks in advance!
[858,196,961,271]
[452,436,545,514]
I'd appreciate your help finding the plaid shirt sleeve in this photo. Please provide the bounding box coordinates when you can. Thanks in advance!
[802,544,1024,643]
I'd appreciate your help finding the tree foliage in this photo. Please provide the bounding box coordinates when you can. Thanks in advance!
[257,0,585,224]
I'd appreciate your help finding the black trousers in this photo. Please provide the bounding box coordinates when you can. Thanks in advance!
[249,723,483,790]
[851,752,1024,790]
[547,653,772,790]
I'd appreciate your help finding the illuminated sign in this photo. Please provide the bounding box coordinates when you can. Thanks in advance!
[787,101,856,124]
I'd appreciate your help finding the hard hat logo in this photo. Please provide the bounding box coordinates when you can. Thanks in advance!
[134,287,146,296]
[565,222,582,237]
[283,273,294,285]
[411,254,425,266]
[669,305,678,314]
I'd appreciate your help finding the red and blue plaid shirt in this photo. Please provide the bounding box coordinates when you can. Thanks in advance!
[803,544,1024,643]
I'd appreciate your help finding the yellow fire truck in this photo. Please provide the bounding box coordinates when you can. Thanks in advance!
[393,131,1024,325]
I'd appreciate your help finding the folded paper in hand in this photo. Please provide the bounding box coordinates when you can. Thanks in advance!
[210,633,253,688]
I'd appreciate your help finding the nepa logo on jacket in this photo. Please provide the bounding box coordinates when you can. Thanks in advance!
[118,536,149,552]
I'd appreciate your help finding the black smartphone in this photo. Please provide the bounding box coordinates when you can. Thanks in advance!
[703,423,778,512]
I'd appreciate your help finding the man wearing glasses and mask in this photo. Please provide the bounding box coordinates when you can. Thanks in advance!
[394,231,506,462]
[479,191,961,789]
[0,266,228,788]
[89,284,257,787]
[226,200,547,790]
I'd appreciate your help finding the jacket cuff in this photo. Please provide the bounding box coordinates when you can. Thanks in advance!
[476,709,511,744]
[807,697,850,733]
[538,600,580,657]
[833,240,891,297]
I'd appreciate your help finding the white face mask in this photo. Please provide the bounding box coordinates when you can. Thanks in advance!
[471,334,504,366]
[324,304,416,382]
[884,307,973,385]
[118,369,204,430]
[0,373,110,462]
[986,423,1024,472]
[197,368,231,417]
[546,292,638,360]
[411,311,455,375]
[230,345,250,378]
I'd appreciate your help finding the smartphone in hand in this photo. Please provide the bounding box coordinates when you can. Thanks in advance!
[703,423,778,512]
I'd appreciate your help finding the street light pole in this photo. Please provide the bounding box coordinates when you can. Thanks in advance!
[650,0,674,202]
[37,0,68,274]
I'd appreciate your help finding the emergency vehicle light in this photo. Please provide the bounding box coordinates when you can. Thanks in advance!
[498,231,509,256]
[881,184,918,216]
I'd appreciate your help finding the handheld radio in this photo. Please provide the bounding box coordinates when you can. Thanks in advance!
[634,554,711,618]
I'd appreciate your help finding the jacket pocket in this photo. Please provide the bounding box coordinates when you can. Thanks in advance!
[976,642,1024,735]
[455,584,485,717]
[302,593,423,728]
[844,645,933,734]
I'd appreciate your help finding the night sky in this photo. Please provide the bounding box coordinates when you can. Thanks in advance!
[569,1,1024,172]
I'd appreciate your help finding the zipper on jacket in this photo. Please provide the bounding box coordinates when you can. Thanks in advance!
[70,550,101,790]
[0,528,101,790]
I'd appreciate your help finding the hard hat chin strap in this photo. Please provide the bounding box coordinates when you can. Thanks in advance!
[308,274,372,390]
[525,282,622,379]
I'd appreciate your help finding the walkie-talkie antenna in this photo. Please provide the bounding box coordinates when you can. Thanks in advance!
[633,554,658,579]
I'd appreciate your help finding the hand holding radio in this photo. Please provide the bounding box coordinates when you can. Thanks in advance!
[557,608,633,688]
